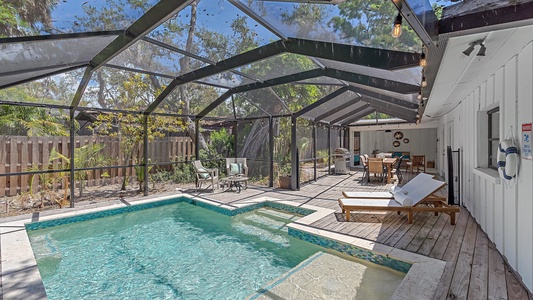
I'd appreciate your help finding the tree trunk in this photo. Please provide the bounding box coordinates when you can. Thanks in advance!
[240,120,269,159]
[179,0,208,152]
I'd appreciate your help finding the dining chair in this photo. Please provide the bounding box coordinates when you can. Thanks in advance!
[391,156,403,183]
[406,155,426,173]
[367,158,386,183]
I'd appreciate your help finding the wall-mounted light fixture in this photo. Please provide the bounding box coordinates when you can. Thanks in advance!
[462,43,476,56]
[477,44,486,56]
[391,13,402,38]
[462,39,487,56]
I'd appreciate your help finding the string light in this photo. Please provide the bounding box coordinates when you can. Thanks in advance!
[391,13,402,38]
[419,52,427,68]
[421,76,427,87]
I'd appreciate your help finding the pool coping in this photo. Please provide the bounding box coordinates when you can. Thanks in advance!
[0,193,445,300]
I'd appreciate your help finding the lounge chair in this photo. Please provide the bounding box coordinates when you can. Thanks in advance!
[192,160,219,192]
[338,178,459,225]
[342,172,434,199]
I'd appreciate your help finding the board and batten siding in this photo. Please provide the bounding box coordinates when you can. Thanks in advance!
[358,128,438,164]
[437,40,533,292]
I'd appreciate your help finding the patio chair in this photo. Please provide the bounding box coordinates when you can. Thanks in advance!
[342,172,434,199]
[225,158,249,177]
[338,178,459,225]
[192,160,219,192]
[225,158,249,189]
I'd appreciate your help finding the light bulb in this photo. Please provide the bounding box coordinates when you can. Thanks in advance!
[421,76,427,87]
[419,52,427,67]
[392,13,402,38]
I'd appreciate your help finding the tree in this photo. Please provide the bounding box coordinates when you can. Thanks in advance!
[329,0,420,51]
[0,0,54,37]
[89,74,185,191]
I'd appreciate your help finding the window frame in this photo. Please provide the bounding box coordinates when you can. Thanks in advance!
[487,107,500,170]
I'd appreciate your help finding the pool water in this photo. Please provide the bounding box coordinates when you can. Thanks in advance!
[28,203,324,299]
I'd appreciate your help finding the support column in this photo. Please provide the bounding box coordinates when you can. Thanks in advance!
[69,109,75,208]
[269,117,274,187]
[290,116,298,190]
[143,115,149,196]
[327,124,331,175]
[195,118,200,160]
[312,122,317,181]
[233,121,238,157]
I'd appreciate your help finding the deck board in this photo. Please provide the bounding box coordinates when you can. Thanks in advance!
[506,263,530,300]
[468,226,489,299]
[403,213,440,252]
[448,216,478,299]
[417,213,448,256]
[488,242,508,299]
[431,211,470,300]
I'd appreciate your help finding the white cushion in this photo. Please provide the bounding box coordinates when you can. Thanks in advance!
[393,192,413,207]
[390,186,408,195]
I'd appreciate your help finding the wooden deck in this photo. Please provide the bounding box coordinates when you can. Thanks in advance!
[198,170,531,299]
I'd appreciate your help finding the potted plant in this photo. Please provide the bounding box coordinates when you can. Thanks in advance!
[278,163,292,189]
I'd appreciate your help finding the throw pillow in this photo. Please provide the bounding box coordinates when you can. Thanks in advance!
[197,167,211,179]
[230,163,240,175]
[393,192,413,207]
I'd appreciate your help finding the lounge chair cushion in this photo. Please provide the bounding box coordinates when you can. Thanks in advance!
[393,192,413,207]
[197,167,211,179]
[390,186,408,195]
[229,163,243,175]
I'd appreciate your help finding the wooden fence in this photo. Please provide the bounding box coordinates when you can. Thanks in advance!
[0,136,194,197]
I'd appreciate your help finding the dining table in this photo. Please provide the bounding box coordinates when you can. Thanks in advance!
[383,157,398,184]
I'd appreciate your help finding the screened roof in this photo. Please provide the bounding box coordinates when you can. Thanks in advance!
[1,0,524,126]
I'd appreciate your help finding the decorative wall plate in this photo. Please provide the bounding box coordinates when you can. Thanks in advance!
[403,138,409,144]
[393,141,401,147]
[394,131,403,140]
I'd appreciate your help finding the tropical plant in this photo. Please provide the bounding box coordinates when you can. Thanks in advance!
[49,144,113,196]
[134,158,154,192]
[0,105,69,136]
[209,127,234,158]
[26,161,68,209]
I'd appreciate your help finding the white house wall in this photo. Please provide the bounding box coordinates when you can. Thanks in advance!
[437,40,533,292]
[357,128,438,164]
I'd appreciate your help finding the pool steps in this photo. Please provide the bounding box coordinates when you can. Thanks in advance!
[255,208,300,222]
[231,208,301,247]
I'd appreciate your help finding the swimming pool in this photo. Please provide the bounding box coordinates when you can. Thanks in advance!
[26,198,406,299]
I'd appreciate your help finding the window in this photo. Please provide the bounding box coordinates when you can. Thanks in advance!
[488,107,499,169]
